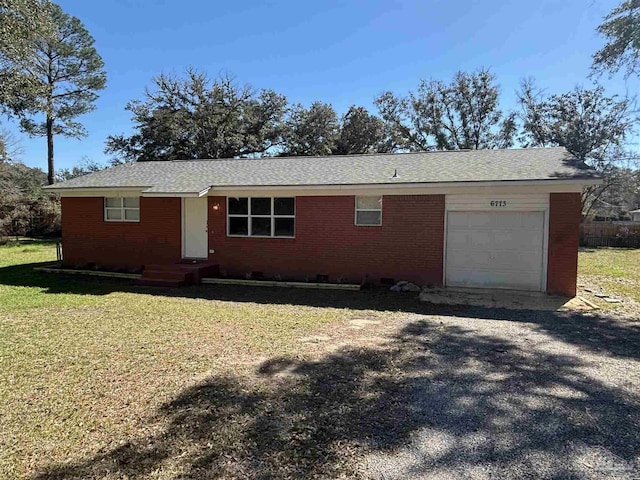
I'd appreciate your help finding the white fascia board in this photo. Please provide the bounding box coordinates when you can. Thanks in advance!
[209,179,599,197]
[52,187,146,197]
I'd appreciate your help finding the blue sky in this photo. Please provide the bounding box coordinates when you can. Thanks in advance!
[6,0,639,171]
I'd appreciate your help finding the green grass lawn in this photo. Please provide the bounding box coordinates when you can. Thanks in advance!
[1,242,637,479]
[0,241,386,479]
[578,248,640,313]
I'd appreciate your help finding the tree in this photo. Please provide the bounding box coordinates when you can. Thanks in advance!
[518,80,638,216]
[280,102,339,156]
[0,128,23,162]
[375,69,517,151]
[106,70,287,162]
[592,0,640,78]
[55,156,103,182]
[0,0,55,109]
[2,1,105,184]
[0,161,60,240]
[333,105,394,155]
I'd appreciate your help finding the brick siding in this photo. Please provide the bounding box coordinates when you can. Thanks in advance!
[207,195,445,286]
[547,192,582,296]
[61,196,182,269]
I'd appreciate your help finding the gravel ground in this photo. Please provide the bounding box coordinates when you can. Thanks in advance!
[363,308,640,480]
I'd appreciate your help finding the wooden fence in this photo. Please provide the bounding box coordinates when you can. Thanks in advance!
[580,222,640,248]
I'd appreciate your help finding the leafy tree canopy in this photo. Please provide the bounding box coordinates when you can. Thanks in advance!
[0,0,55,109]
[592,0,640,78]
[334,105,394,155]
[106,69,288,162]
[518,81,635,163]
[280,102,339,156]
[375,68,517,151]
[1,1,106,184]
[519,80,638,216]
[0,160,60,238]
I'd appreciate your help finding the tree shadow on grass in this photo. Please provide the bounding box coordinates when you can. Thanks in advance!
[32,318,640,479]
[2,261,640,362]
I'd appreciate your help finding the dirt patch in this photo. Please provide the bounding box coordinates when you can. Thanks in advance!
[419,288,594,312]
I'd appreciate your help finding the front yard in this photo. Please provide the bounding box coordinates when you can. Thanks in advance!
[1,242,639,479]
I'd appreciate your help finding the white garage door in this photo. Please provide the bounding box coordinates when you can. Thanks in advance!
[446,211,545,291]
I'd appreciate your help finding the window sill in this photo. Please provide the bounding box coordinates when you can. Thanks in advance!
[227,235,295,239]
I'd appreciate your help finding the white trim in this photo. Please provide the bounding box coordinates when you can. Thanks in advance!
[49,178,601,197]
[226,197,296,238]
[211,183,588,198]
[181,198,186,258]
[354,195,383,226]
[104,196,140,223]
[209,178,601,192]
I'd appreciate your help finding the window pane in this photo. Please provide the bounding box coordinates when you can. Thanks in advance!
[105,197,120,208]
[124,209,140,221]
[356,210,381,225]
[123,197,139,208]
[274,197,295,216]
[228,197,248,215]
[251,197,271,216]
[356,196,382,210]
[275,218,295,237]
[229,217,249,235]
[106,209,122,220]
[251,217,271,236]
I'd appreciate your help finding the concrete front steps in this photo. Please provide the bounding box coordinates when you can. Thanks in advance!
[135,261,219,287]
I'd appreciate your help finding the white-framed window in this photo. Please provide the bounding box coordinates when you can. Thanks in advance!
[227,197,295,238]
[104,197,140,222]
[355,195,382,226]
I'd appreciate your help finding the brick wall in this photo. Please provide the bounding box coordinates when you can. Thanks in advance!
[61,196,182,269]
[547,192,582,296]
[207,195,445,285]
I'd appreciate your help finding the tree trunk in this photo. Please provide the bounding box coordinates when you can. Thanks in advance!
[46,115,54,185]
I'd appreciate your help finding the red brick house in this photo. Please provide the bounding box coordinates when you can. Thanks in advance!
[46,148,600,296]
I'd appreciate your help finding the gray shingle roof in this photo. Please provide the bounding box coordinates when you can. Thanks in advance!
[46,147,598,194]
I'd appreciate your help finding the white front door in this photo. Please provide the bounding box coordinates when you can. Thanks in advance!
[183,197,208,259]
[445,211,545,291]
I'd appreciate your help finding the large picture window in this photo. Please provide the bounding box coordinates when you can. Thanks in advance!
[227,197,295,237]
[104,197,140,222]
[355,195,382,226]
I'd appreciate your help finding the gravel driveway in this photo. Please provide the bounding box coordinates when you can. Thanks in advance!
[362,307,640,479]
[28,286,640,480]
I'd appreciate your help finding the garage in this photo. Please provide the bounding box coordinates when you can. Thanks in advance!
[445,210,546,291]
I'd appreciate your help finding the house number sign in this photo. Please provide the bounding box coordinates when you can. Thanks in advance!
[490,200,508,207]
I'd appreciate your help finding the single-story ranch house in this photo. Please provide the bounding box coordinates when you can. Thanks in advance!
[46,147,600,297]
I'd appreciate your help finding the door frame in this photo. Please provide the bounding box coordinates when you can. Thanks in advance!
[181,197,209,259]
[442,194,550,292]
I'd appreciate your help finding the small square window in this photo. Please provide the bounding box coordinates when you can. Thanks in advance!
[356,211,381,226]
[106,209,122,220]
[123,197,140,208]
[105,197,120,208]
[252,217,271,236]
[229,217,249,235]
[355,195,382,226]
[105,197,140,222]
[275,218,295,237]
[356,196,382,210]
[124,209,140,221]
[228,197,248,215]
[274,197,295,216]
[251,197,271,216]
